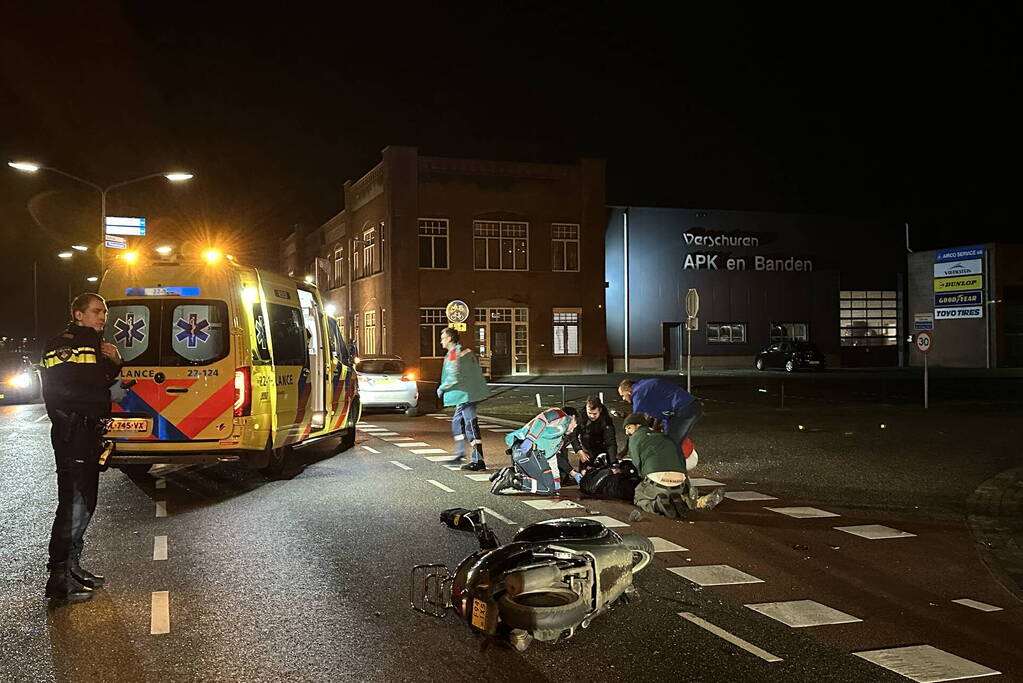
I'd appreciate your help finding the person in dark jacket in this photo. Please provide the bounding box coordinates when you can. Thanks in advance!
[40,293,122,603]
[558,396,619,485]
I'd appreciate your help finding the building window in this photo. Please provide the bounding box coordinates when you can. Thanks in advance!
[419,308,447,358]
[352,236,363,280]
[473,221,528,271]
[362,227,378,277]
[332,247,343,289]
[552,223,580,272]
[770,322,808,343]
[839,290,897,346]
[419,218,449,269]
[552,309,581,355]
[363,310,377,355]
[707,322,747,344]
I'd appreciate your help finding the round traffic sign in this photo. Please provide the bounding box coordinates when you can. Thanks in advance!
[915,330,933,354]
[445,300,470,324]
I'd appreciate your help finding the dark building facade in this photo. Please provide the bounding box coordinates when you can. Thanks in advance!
[907,244,1023,368]
[283,146,608,380]
[605,207,906,370]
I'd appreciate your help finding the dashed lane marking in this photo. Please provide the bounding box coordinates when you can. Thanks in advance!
[678,612,782,663]
[576,515,628,528]
[153,536,168,561]
[427,480,455,493]
[426,413,446,417]
[952,598,1002,612]
[35,413,49,423]
[766,506,840,519]
[488,428,514,433]
[372,431,399,436]
[853,645,1000,682]
[834,524,916,540]
[690,478,726,487]
[361,446,380,454]
[668,565,764,586]
[650,537,688,552]
[465,473,492,481]
[155,501,167,518]
[724,491,778,501]
[412,448,448,454]
[745,600,862,628]
[522,499,583,510]
[395,442,431,448]
[481,507,517,525]
[390,461,413,471]
[425,455,454,461]
[151,591,170,635]
[382,437,414,441]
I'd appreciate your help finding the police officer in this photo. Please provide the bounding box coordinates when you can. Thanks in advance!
[41,293,122,603]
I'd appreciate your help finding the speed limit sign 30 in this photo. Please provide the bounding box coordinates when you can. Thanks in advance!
[915,330,933,354]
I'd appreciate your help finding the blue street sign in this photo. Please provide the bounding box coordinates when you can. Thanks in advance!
[105,216,147,236]
[935,245,984,263]
[105,239,127,249]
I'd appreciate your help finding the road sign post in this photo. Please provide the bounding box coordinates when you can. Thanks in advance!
[915,330,933,409]
[685,289,699,392]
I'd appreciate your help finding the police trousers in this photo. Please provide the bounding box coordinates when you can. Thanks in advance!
[47,411,103,571]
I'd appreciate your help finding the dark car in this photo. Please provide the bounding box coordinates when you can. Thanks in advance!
[0,353,42,403]
[754,342,826,372]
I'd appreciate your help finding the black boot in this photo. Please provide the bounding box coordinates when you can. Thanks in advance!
[46,565,94,603]
[70,557,105,589]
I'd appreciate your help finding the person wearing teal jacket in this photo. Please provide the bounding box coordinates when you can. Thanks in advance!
[437,327,490,470]
[490,407,578,495]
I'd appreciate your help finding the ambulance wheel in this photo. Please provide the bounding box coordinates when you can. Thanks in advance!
[262,445,290,478]
[338,398,360,452]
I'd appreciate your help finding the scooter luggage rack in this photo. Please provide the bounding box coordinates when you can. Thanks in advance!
[410,563,453,617]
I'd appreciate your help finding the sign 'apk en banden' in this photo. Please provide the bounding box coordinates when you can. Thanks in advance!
[681,230,814,272]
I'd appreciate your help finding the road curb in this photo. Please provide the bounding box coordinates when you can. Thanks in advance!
[966,465,1023,603]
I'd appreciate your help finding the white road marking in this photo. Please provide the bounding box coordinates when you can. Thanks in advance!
[650,537,688,552]
[834,524,916,539]
[465,473,492,481]
[155,479,167,489]
[522,499,583,510]
[35,413,50,423]
[689,478,725,487]
[678,612,782,663]
[488,428,514,432]
[155,501,167,518]
[745,600,862,628]
[427,480,455,493]
[356,423,376,427]
[153,536,168,561]
[382,437,414,441]
[412,448,448,454]
[952,598,1002,612]
[853,645,1000,682]
[481,507,517,525]
[151,591,170,635]
[395,442,431,448]
[724,491,778,501]
[426,413,447,417]
[425,455,454,461]
[390,461,413,471]
[372,431,399,436]
[476,423,500,428]
[668,565,764,586]
[766,506,839,519]
[361,446,380,454]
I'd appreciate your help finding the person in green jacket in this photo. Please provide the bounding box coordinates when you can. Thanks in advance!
[623,414,723,518]
[437,327,491,470]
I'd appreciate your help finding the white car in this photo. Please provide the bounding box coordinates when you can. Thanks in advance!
[356,356,419,416]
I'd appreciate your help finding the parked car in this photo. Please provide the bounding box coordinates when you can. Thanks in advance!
[0,353,42,403]
[754,341,826,372]
[355,355,419,415]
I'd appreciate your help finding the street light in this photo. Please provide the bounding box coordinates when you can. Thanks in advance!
[8,161,194,270]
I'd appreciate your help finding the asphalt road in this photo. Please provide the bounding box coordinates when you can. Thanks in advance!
[2,399,1019,682]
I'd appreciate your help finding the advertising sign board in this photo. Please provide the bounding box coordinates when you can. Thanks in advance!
[933,259,983,278]
[913,313,934,331]
[934,291,982,307]
[934,275,983,293]
[935,245,984,263]
[934,306,983,320]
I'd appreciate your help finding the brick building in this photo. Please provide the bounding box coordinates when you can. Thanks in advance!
[282,146,608,380]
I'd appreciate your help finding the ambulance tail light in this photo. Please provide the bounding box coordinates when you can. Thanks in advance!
[401,372,416,382]
[234,367,252,417]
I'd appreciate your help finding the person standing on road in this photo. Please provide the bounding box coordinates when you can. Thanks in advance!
[40,293,122,604]
[618,378,701,450]
[437,327,490,471]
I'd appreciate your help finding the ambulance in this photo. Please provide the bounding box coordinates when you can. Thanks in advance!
[98,248,360,475]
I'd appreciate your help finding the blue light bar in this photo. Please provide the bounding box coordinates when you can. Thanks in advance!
[125,286,201,296]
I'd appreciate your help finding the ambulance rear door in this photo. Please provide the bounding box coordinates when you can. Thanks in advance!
[258,275,309,446]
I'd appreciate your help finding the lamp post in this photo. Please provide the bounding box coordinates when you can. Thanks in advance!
[8,162,193,271]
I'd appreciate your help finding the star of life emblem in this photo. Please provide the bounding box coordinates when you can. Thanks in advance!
[175,313,210,348]
[113,313,147,348]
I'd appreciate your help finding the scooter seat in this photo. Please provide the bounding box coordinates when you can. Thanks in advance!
[513,517,609,543]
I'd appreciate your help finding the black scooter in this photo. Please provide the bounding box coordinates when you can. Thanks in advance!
[411,508,654,651]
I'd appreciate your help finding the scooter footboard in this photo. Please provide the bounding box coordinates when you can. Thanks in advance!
[410,563,452,617]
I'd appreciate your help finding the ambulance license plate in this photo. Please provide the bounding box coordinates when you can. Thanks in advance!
[108,418,150,433]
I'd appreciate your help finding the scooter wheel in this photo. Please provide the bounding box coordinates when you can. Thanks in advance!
[498,590,589,635]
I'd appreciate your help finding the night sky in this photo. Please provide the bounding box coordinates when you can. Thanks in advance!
[1,3,1019,339]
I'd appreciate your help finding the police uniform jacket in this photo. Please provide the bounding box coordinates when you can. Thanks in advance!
[41,323,120,418]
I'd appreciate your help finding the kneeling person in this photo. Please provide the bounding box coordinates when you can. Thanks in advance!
[490,408,577,495]
[624,414,722,518]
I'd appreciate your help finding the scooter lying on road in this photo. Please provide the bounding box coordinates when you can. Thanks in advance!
[411,508,655,651]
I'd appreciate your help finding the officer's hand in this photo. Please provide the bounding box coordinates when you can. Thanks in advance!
[101,342,122,364]
[436,387,445,398]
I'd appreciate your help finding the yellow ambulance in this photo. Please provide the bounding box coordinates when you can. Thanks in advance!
[98,249,360,475]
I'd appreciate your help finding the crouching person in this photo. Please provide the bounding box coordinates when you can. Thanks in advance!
[490,407,578,495]
[624,414,723,518]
